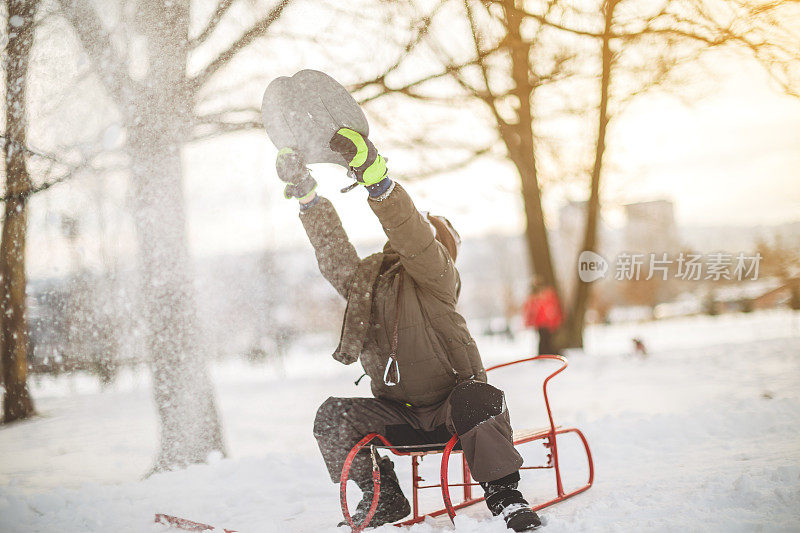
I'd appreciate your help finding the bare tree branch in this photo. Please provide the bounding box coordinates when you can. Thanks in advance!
[516,5,605,38]
[347,1,445,92]
[353,45,502,103]
[194,106,261,124]
[0,135,65,165]
[0,134,123,202]
[512,4,729,46]
[192,120,262,141]
[402,146,494,180]
[56,0,131,104]
[190,0,236,48]
[1,168,77,202]
[464,0,509,131]
[414,25,492,103]
[190,0,292,92]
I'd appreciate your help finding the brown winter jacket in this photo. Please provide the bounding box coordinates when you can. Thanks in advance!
[300,183,487,407]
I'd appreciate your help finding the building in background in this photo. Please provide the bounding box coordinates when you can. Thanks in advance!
[623,200,680,255]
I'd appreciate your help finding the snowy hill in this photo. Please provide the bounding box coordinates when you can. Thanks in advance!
[1,310,799,532]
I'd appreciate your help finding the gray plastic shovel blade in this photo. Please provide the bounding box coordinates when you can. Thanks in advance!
[261,69,369,167]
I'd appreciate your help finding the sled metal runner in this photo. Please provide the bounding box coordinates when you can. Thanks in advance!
[340,355,594,532]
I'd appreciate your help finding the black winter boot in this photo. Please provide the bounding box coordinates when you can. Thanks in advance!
[481,472,542,532]
[339,455,411,528]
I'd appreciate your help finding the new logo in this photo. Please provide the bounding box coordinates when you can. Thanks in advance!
[578,251,608,283]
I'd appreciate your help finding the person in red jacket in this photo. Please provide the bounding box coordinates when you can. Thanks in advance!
[522,281,563,355]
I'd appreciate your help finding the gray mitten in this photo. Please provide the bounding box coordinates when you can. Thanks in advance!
[275,148,317,200]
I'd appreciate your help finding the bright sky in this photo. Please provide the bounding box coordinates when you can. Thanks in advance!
[178,48,800,261]
[24,3,800,279]
[606,54,800,228]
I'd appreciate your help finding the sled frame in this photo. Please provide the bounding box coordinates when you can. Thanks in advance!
[340,355,594,532]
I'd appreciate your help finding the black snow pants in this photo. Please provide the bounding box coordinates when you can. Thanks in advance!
[313,381,523,485]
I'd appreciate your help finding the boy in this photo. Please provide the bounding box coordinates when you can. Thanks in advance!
[275,128,541,531]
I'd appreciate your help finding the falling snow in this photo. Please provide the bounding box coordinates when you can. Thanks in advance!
[1,311,798,532]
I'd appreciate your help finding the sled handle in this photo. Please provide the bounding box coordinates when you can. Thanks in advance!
[485,353,567,374]
[485,355,568,459]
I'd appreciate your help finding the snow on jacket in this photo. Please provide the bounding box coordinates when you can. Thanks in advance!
[522,288,563,331]
[299,183,487,407]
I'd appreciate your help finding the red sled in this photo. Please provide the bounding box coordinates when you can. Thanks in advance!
[340,355,595,532]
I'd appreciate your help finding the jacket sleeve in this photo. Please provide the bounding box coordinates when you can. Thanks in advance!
[368,182,459,304]
[299,196,361,299]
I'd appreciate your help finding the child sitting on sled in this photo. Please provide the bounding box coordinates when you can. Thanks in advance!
[275,128,541,532]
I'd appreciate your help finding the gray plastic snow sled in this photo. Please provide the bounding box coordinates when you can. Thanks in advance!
[261,69,368,167]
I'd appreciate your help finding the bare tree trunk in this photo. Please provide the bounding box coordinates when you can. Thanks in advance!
[1,0,37,423]
[562,0,617,349]
[57,0,295,471]
[130,0,225,472]
[501,0,559,300]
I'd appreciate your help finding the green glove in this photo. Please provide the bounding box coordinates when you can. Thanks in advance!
[275,147,317,200]
[329,128,388,186]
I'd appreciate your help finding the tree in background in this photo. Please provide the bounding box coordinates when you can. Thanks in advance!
[351,0,800,350]
[59,215,121,385]
[56,0,298,471]
[561,0,800,347]
[351,0,581,321]
[1,0,100,422]
[757,235,800,310]
[1,0,38,423]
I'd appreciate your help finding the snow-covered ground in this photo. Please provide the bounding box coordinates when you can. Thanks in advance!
[1,309,799,532]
